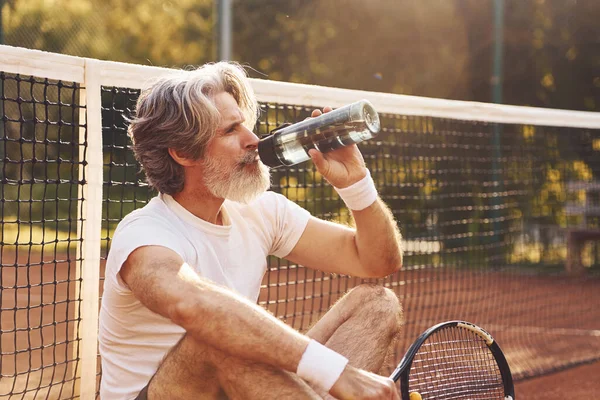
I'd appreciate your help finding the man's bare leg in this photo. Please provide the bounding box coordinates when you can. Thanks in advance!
[145,284,402,399]
[307,284,402,373]
[307,283,403,373]
[146,334,320,400]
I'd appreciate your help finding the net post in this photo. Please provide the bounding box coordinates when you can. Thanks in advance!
[0,0,4,45]
[491,0,505,266]
[74,58,104,399]
[216,0,233,61]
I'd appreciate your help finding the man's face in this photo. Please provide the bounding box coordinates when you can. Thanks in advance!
[200,91,270,203]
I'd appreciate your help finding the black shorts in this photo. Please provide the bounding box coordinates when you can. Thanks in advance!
[135,385,149,400]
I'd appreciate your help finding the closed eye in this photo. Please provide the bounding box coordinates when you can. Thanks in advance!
[220,115,245,135]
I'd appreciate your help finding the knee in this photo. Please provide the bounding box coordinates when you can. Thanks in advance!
[349,284,400,309]
[348,284,403,334]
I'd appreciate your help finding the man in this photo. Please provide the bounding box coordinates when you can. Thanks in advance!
[98,61,404,399]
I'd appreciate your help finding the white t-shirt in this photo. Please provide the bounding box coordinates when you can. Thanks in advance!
[98,191,311,400]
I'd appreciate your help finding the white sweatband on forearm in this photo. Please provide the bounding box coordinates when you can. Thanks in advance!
[296,339,349,392]
[334,169,378,211]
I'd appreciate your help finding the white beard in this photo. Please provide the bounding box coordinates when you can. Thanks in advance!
[202,152,271,204]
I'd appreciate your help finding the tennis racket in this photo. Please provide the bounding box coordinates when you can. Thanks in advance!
[389,320,515,400]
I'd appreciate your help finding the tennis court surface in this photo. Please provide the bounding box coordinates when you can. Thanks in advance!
[2,45,600,399]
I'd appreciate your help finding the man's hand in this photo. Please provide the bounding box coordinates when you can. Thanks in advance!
[330,365,400,400]
[307,107,367,189]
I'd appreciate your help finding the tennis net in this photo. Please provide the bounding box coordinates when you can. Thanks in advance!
[2,45,600,399]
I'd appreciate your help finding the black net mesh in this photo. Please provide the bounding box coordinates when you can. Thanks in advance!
[99,88,600,385]
[1,73,85,399]
[2,75,600,399]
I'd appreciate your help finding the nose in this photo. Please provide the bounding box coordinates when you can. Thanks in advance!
[242,125,259,150]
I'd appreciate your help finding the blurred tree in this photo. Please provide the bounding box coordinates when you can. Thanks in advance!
[100,0,214,66]
[2,0,598,111]
[1,0,599,267]
[500,0,599,112]
[3,0,215,66]
[233,0,473,100]
[3,0,105,56]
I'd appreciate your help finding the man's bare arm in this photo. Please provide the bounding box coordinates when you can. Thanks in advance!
[353,198,403,276]
[120,245,398,399]
[121,245,308,372]
[287,197,402,278]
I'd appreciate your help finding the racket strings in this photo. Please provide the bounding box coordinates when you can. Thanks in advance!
[408,326,505,399]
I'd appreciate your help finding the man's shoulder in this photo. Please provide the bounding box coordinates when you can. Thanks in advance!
[114,195,172,234]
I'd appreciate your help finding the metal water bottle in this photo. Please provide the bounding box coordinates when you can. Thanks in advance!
[257,99,381,168]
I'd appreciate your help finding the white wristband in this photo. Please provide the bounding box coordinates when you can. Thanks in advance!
[334,169,378,211]
[297,340,349,392]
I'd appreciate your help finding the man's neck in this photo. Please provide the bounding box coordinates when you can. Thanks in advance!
[171,188,225,225]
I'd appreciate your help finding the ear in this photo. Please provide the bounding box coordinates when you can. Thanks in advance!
[168,148,197,167]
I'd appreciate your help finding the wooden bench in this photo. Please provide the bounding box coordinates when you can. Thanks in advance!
[565,181,600,276]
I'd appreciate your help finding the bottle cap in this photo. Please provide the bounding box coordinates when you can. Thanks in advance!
[362,101,380,133]
[258,134,283,168]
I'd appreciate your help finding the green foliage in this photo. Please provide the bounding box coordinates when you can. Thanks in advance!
[2,0,600,270]
[3,0,598,110]
[3,0,215,65]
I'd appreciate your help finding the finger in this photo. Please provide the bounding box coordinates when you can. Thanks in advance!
[323,106,333,113]
[311,109,323,118]
[308,149,327,173]
[388,379,400,400]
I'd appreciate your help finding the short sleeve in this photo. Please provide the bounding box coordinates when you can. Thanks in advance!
[105,216,187,291]
[259,192,311,258]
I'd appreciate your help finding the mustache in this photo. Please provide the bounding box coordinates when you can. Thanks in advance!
[239,150,259,165]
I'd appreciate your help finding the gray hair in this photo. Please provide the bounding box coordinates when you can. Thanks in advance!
[128,62,258,195]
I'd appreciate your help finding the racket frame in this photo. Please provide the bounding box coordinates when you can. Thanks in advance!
[390,320,515,400]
